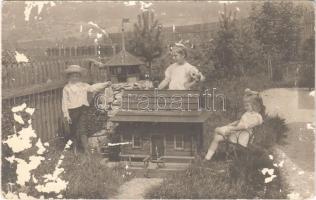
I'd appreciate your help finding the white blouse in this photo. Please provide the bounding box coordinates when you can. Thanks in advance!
[237,111,263,131]
[62,82,108,118]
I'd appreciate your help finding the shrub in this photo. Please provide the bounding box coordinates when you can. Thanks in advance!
[254,115,288,148]
[297,66,315,89]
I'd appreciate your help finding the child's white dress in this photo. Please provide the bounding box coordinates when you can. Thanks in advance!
[217,111,263,147]
[164,62,201,90]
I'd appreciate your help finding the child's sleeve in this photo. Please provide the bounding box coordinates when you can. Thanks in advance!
[238,113,263,129]
[164,67,171,82]
[87,82,108,92]
[62,87,70,119]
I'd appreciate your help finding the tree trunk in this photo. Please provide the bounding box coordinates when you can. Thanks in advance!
[147,61,152,78]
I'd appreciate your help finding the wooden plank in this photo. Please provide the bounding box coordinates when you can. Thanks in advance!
[36,93,43,140]
[51,90,58,139]
[56,88,63,137]
[20,63,26,87]
[2,81,65,100]
[52,89,60,138]
[32,63,38,85]
[37,61,44,83]
[40,92,47,141]
[56,60,61,81]
[43,61,49,83]
[7,65,14,89]
[52,60,58,81]
[11,64,18,88]
[48,91,55,140]
[24,63,30,85]
[43,91,51,140]
[16,64,22,88]
[32,62,38,85]
[2,65,8,89]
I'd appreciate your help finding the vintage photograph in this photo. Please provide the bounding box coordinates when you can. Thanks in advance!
[1,1,315,199]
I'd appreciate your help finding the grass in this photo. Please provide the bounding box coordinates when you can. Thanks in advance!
[1,105,132,199]
[2,137,134,199]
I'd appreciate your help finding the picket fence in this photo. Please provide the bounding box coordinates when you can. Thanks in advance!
[2,57,97,142]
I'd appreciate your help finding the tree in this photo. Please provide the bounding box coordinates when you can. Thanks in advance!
[129,10,163,76]
[212,4,239,76]
[249,1,302,63]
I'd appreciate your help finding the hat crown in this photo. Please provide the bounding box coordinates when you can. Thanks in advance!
[65,65,85,74]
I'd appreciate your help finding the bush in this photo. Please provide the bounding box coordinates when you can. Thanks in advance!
[297,66,315,89]
[254,115,288,148]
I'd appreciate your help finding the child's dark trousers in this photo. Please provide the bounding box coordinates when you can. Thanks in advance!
[67,105,89,153]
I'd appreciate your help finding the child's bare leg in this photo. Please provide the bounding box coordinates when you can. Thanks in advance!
[205,128,225,160]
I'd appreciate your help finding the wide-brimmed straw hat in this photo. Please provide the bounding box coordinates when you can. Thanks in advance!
[64,65,86,74]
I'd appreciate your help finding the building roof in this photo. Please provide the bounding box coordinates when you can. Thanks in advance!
[110,111,210,123]
[103,50,143,67]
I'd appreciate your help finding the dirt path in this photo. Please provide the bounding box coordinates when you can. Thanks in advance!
[262,88,314,199]
[112,178,163,199]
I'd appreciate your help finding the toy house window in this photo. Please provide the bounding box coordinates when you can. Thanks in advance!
[174,135,184,150]
[132,135,142,148]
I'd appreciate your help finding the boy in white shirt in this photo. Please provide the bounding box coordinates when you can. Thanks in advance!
[158,44,205,90]
[62,65,111,154]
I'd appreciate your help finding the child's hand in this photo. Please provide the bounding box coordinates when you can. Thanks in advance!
[106,81,112,87]
[65,116,72,124]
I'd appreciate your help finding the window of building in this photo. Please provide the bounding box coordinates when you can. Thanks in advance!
[132,135,142,148]
[174,135,184,150]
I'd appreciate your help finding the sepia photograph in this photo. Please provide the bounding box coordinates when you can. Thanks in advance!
[1,1,315,199]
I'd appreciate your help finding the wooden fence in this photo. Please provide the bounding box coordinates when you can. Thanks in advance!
[2,57,94,89]
[2,58,95,142]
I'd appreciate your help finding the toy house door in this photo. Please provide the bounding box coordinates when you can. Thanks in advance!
[151,135,164,159]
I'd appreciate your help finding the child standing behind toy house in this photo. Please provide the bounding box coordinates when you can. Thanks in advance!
[62,65,111,154]
[158,43,205,90]
[204,89,264,161]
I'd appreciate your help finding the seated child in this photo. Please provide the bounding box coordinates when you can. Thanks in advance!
[204,89,264,161]
[62,65,111,154]
[158,43,205,90]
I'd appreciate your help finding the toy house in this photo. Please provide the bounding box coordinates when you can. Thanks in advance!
[103,49,143,83]
[110,89,210,163]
